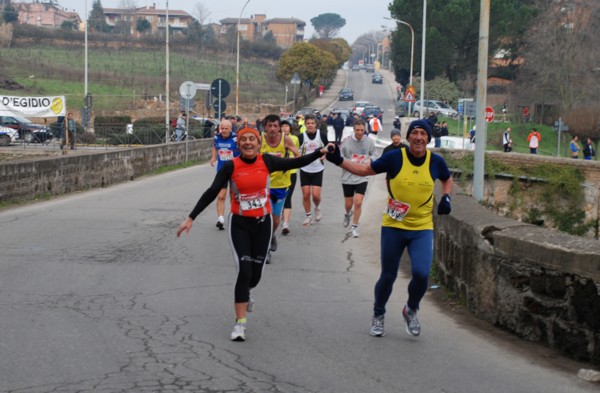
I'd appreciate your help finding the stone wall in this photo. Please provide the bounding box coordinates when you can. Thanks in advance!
[0,140,213,202]
[434,187,600,365]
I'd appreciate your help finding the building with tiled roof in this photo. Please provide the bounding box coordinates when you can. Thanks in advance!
[219,14,305,49]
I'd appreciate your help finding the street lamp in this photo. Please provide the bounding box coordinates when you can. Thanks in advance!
[420,0,427,118]
[235,0,251,116]
[385,16,415,113]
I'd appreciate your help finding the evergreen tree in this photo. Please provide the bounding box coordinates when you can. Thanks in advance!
[89,0,110,33]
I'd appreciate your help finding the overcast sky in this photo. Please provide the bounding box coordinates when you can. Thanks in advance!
[52,0,395,44]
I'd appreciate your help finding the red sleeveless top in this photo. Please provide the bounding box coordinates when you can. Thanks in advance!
[229,155,272,217]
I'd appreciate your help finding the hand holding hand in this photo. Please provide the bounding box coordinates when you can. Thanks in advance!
[325,143,344,165]
[437,194,451,215]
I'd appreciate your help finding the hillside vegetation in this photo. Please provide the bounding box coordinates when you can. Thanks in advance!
[0,35,281,115]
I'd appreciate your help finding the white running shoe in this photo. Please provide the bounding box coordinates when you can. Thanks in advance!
[402,305,421,336]
[369,315,385,337]
[230,322,246,341]
[303,214,313,226]
[314,207,322,221]
[351,225,359,238]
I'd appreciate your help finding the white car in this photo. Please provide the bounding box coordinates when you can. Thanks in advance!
[0,126,18,146]
[352,101,371,116]
[412,100,459,119]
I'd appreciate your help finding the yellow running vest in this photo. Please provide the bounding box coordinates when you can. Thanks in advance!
[382,149,434,230]
[260,133,291,188]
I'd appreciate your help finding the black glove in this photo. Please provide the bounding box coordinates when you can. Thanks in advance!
[437,194,451,215]
[326,144,344,165]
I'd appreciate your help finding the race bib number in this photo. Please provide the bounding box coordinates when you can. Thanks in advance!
[351,153,368,164]
[239,190,268,211]
[218,149,234,161]
[386,198,410,221]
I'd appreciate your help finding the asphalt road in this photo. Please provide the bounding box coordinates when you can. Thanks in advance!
[0,156,597,392]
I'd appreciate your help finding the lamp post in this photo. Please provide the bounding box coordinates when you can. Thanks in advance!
[420,0,427,118]
[385,17,415,114]
[235,0,251,116]
[165,0,170,143]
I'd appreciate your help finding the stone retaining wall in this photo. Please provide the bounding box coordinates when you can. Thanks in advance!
[434,187,600,365]
[0,140,213,202]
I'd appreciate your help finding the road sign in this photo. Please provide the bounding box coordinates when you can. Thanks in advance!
[179,81,197,99]
[210,78,230,98]
[403,90,416,102]
[485,106,495,123]
[213,99,227,112]
[290,72,301,85]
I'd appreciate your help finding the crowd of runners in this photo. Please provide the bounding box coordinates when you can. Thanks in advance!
[177,114,453,342]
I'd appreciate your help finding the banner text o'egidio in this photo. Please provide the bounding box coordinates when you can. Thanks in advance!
[1,97,51,108]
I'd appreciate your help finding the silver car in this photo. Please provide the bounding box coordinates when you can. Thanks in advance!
[412,100,458,119]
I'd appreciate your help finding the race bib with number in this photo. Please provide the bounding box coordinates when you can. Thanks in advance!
[218,149,234,161]
[386,198,411,221]
[239,190,268,211]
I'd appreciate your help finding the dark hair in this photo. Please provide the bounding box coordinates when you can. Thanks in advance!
[304,114,316,122]
[353,119,366,128]
[263,114,281,125]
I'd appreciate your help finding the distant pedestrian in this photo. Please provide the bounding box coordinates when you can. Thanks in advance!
[433,122,442,148]
[522,106,530,122]
[175,112,187,141]
[501,104,507,122]
[61,112,76,150]
[570,135,580,159]
[368,115,382,136]
[440,121,449,137]
[583,137,595,160]
[203,116,214,138]
[527,128,541,154]
[382,128,406,154]
[333,112,345,145]
[393,116,401,130]
[502,127,512,152]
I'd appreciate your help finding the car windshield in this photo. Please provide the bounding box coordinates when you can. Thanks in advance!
[436,101,451,109]
[341,89,352,93]
[12,116,32,124]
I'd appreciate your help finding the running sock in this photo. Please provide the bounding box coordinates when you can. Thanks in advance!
[218,216,224,223]
[236,317,247,324]
[305,212,312,217]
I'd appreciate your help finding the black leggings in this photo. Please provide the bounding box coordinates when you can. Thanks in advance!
[228,214,273,303]
[283,173,297,209]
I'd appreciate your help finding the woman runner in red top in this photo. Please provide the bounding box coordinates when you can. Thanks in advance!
[177,126,332,341]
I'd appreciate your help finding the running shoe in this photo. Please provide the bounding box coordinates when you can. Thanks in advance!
[270,235,278,252]
[314,206,322,221]
[216,221,225,230]
[230,322,246,341]
[402,305,421,336]
[265,251,271,264]
[281,225,290,236]
[369,315,385,337]
[247,297,255,312]
[351,225,359,238]
[303,214,313,226]
[343,210,353,228]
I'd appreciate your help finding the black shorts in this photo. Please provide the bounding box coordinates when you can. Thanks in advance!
[300,170,324,187]
[342,182,368,197]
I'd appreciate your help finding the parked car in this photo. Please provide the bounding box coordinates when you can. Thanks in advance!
[361,105,383,122]
[412,100,458,119]
[352,100,371,115]
[0,115,54,143]
[395,98,410,117]
[295,107,316,117]
[338,88,354,101]
[0,126,17,146]
[371,73,383,84]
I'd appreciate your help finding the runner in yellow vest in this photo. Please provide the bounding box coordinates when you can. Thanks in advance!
[259,114,300,259]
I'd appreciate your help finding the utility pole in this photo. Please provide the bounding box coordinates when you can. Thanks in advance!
[473,0,491,201]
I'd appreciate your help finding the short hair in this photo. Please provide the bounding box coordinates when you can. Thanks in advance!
[263,114,281,125]
[353,119,366,128]
[304,114,316,122]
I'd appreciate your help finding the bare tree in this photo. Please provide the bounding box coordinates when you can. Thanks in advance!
[193,2,211,25]
[512,0,600,119]
[117,0,137,35]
